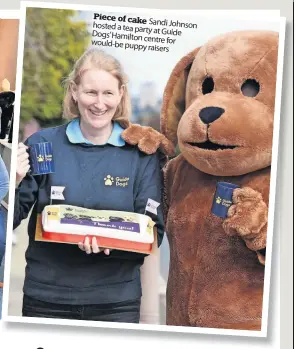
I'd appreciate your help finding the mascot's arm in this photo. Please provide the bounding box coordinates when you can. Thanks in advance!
[121,122,174,227]
[223,187,268,265]
[121,123,175,157]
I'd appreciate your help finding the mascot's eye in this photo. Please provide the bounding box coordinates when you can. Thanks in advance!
[241,79,260,97]
[202,77,214,94]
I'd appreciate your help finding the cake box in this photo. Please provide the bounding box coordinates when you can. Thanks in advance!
[35,204,157,254]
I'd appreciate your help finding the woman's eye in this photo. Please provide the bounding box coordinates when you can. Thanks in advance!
[105,91,113,95]
[86,91,96,96]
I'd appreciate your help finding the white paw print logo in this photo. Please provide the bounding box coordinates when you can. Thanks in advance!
[216,196,222,204]
[37,154,44,162]
[104,175,114,186]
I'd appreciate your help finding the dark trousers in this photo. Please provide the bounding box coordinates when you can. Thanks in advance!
[22,294,141,323]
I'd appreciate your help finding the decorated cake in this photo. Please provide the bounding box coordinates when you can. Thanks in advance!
[38,205,156,253]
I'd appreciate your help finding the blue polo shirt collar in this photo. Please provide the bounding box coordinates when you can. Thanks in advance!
[66,118,125,146]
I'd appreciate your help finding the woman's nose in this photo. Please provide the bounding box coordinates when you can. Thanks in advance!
[94,95,104,108]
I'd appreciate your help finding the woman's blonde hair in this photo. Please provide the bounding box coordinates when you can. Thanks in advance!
[63,48,131,125]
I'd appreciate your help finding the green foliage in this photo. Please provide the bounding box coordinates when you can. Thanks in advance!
[21,8,90,127]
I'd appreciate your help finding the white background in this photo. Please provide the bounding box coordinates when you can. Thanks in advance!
[0,0,293,348]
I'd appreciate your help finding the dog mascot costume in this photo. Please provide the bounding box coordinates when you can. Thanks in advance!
[122,30,279,331]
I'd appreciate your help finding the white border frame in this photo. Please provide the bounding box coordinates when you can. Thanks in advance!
[0,10,19,19]
[1,2,286,339]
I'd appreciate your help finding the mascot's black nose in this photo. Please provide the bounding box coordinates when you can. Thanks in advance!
[199,107,225,124]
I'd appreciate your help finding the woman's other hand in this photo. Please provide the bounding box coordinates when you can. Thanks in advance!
[78,236,111,255]
[16,143,30,186]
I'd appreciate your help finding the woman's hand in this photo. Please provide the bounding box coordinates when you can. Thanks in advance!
[16,143,30,186]
[78,236,111,255]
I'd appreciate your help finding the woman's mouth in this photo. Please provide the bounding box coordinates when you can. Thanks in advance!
[89,109,108,116]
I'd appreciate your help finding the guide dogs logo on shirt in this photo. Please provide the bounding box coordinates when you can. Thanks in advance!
[104,175,114,186]
[104,175,129,187]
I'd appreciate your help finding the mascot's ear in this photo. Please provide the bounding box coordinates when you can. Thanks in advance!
[160,48,200,146]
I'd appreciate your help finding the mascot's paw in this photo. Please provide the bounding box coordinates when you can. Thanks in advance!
[223,187,268,240]
[121,124,175,156]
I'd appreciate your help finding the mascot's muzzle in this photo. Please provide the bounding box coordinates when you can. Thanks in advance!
[188,106,236,150]
[199,107,225,124]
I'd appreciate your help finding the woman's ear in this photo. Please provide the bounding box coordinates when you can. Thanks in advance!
[70,81,78,103]
[161,47,200,146]
[119,84,125,100]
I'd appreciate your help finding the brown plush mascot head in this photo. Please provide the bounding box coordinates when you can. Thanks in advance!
[161,31,278,176]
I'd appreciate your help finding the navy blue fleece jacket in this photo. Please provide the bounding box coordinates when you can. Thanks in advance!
[14,123,164,305]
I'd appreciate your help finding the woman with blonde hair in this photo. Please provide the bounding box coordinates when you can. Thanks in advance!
[15,48,164,323]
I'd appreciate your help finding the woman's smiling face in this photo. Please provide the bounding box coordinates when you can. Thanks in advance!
[71,69,123,130]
